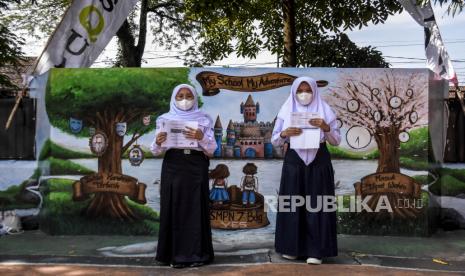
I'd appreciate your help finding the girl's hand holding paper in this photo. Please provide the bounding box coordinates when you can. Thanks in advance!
[184,126,204,140]
[309,118,330,132]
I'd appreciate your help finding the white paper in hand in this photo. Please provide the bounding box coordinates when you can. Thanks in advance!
[290,112,321,149]
[291,112,320,129]
[290,128,321,149]
[161,120,199,148]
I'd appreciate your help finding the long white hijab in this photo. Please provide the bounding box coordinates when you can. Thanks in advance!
[158,84,213,128]
[277,76,337,165]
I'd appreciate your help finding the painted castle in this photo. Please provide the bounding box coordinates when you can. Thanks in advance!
[214,94,284,159]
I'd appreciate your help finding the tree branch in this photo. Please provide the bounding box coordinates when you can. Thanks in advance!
[146,1,182,13]
[151,10,183,23]
[122,132,143,153]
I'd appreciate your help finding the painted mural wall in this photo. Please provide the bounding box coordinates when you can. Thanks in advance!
[1,67,463,238]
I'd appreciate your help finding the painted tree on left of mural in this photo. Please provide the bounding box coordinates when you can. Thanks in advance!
[46,68,188,220]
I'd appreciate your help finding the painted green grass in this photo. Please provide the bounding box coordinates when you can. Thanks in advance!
[427,167,465,196]
[49,157,94,175]
[41,139,160,160]
[412,175,430,185]
[327,144,379,159]
[39,178,159,235]
[429,174,465,197]
[399,157,430,171]
[437,167,465,183]
[0,169,43,210]
[0,185,36,210]
[336,192,432,236]
[400,127,429,159]
[40,140,94,160]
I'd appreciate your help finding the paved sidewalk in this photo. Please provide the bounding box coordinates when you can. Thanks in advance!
[0,230,464,273]
[0,263,462,275]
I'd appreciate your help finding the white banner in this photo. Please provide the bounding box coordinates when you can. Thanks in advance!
[34,0,139,75]
[399,0,458,85]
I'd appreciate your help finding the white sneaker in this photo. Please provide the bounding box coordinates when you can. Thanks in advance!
[306,257,322,265]
[282,254,298,260]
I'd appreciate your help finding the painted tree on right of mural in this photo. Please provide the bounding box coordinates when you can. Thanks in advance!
[329,70,428,173]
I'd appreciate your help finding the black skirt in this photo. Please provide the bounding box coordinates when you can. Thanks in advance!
[155,149,214,264]
[275,143,338,258]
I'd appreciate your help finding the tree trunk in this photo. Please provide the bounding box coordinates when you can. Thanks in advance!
[364,126,423,219]
[85,113,137,221]
[282,0,297,67]
[116,20,143,67]
[115,0,148,67]
[97,128,123,175]
[374,125,400,173]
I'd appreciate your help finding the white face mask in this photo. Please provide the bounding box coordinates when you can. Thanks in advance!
[175,99,195,111]
[296,92,313,105]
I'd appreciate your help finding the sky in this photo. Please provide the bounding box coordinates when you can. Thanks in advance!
[19,3,465,85]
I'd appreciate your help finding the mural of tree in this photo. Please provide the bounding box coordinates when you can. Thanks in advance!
[328,69,428,173]
[327,69,428,219]
[46,68,188,220]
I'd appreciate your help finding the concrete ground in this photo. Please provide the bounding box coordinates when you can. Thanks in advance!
[0,230,464,274]
[0,263,462,276]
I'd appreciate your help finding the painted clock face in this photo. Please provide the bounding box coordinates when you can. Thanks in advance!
[347,99,360,113]
[409,111,418,124]
[371,88,380,96]
[336,119,343,129]
[406,89,413,98]
[389,96,402,109]
[346,126,372,149]
[373,111,382,122]
[399,131,410,143]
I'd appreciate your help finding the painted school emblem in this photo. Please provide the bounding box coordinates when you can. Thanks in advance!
[129,145,144,166]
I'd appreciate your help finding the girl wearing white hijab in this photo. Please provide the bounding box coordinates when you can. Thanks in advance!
[272,77,341,265]
[151,84,217,268]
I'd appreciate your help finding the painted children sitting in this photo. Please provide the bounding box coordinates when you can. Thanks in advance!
[209,164,230,205]
[240,163,258,206]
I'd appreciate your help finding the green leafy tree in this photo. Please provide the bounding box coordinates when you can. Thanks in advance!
[182,0,402,67]
[427,0,464,16]
[46,68,188,219]
[0,0,25,89]
[297,33,390,68]
[5,0,399,68]
[5,0,194,67]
